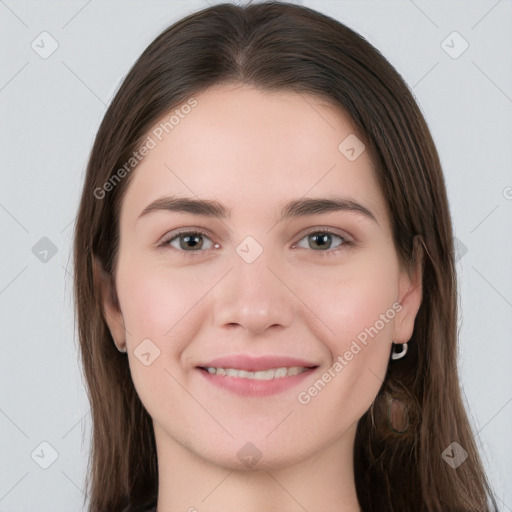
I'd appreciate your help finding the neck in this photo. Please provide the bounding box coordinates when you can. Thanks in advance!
[153,422,361,512]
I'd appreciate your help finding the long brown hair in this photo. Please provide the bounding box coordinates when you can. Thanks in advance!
[73,2,498,511]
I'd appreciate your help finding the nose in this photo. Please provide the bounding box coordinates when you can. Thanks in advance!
[212,247,295,336]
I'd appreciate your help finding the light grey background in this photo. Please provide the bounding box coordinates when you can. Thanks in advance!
[1,1,511,511]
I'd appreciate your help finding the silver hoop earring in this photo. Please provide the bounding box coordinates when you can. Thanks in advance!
[391,342,408,360]
[117,345,127,353]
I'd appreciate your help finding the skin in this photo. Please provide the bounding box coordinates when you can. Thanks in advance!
[99,83,422,512]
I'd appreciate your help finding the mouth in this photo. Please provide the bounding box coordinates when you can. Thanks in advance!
[198,365,312,380]
[195,356,319,397]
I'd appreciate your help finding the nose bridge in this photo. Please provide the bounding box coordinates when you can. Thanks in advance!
[212,236,294,334]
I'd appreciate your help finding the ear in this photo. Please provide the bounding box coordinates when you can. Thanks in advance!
[393,237,423,344]
[93,256,126,351]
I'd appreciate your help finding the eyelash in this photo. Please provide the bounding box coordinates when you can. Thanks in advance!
[158,227,353,257]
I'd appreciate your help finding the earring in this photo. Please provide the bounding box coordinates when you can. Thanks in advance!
[116,345,127,353]
[391,342,408,360]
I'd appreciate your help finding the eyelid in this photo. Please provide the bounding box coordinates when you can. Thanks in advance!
[158,227,214,247]
[291,227,353,256]
[293,226,353,245]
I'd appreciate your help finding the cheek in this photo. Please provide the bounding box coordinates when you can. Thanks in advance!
[295,285,395,425]
[116,257,203,344]
[116,260,198,417]
[292,252,399,412]
[296,251,399,352]
[115,255,216,394]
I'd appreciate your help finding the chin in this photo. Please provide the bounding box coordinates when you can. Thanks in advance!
[184,435,316,473]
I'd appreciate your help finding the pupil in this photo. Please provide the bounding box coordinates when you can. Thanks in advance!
[182,234,202,249]
[312,233,330,249]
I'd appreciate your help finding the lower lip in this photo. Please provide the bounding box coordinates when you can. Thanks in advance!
[197,367,316,397]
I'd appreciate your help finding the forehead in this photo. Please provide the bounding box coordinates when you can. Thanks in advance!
[119,84,388,228]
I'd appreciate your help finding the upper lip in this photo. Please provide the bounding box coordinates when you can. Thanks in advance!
[197,355,318,372]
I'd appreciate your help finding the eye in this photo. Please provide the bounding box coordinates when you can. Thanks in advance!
[160,229,216,252]
[158,227,352,255]
[294,228,351,254]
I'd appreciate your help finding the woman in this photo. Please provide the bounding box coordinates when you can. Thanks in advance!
[73,2,498,511]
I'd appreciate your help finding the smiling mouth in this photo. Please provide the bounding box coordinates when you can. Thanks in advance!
[198,366,316,380]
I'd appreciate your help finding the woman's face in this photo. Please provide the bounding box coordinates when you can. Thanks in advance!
[102,83,421,471]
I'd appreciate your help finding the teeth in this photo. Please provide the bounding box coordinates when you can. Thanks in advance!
[204,366,308,380]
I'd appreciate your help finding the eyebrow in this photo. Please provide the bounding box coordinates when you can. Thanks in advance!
[138,195,378,224]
